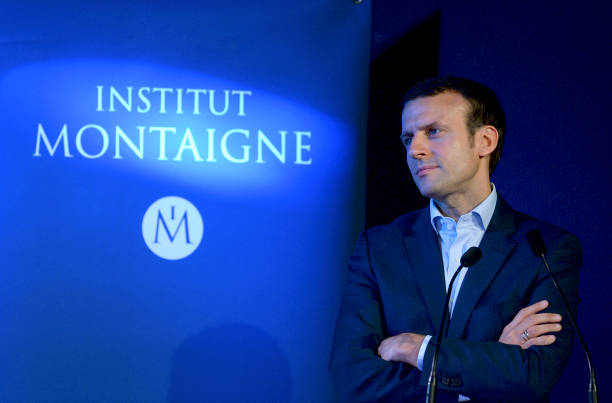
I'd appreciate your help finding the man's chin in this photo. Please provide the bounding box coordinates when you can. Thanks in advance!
[415,184,436,199]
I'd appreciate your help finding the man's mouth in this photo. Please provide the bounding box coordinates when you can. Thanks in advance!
[415,165,438,176]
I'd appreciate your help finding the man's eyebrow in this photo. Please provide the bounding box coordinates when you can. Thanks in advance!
[420,122,442,130]
[401,121,442,137]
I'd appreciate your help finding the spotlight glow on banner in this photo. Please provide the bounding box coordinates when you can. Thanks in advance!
[4,59,352,196]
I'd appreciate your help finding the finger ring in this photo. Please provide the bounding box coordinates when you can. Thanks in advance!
[520,330,530,343]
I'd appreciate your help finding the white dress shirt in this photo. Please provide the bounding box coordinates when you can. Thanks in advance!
[416,184,498,401]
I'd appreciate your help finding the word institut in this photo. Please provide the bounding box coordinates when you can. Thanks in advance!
[32,85,313,165]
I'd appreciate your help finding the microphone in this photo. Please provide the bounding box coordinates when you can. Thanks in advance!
[426,246,482,403]
[526,230,598,403]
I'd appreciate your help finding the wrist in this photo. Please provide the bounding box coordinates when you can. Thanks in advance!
[406,333,425,366]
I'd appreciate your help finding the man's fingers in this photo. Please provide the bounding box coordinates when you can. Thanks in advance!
[522,335,556,349]
[499,301,563,348]
[520,313,562,331]
[507,300,549,329]
[377,343,386,358]
[533,313,562,324]
[378,334,401,361]
[519,323,561,349]
[378,339,390,355]
[528,323,562,338]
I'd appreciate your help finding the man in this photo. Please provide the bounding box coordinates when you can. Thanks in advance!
[329,76,581,402]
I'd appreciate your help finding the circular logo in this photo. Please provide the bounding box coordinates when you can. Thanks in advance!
[142,196,204,260]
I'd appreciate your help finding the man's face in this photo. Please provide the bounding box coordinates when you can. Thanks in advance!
[401,91,486,202]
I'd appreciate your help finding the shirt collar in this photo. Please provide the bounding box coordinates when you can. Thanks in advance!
[429,183,498,232]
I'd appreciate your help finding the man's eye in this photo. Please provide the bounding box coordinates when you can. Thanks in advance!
[401,135,413,145]
[427,127,440,136]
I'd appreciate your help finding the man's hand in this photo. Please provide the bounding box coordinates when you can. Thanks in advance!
[499,300,562,349]
[378,332,425,367]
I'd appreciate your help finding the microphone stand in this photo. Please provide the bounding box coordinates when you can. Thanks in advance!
[426,247,482,403]
[425,265,463,403]
[527,230,597,403]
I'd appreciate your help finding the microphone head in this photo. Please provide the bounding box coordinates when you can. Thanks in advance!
[460,247,482,267]
[527,229,547,256]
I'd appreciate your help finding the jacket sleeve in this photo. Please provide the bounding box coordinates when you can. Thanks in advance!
[418,232,582,403]
[328,231,427,402]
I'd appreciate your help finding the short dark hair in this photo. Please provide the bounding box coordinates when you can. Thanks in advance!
[403,75,506,174]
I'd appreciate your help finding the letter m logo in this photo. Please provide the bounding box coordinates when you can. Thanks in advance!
[154,206,191,244]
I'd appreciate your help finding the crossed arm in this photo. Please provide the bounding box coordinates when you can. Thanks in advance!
[377,299,563,366]
[329,231,581,402]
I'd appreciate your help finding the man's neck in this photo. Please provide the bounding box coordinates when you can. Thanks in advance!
[433,185,493,221]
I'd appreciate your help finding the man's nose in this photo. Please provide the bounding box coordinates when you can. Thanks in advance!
[408,132,429,159]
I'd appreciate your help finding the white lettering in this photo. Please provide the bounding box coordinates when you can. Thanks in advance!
[32,123,312,165]
[152,87,173,114]
[208,90,230,116]
[149,126,176,160]
[76,124,109,159]
[114,125,144,159]
[295,131,312,165]
[96,86,104,111]
[97,86,252,116]
[206,128,216,162]
[186,89,207,115]
[232,90,252,116]
[137,87,151,113]
[256,130,286,163]
[109,86,132,112]
[176,88,184,114]
[174,128,203,161]
[33,123,74,157]
[221,129,250,163]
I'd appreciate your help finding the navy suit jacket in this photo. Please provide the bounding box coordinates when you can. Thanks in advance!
[329,197,581,402]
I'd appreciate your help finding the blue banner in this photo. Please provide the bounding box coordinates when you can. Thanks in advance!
[0,1,371,401]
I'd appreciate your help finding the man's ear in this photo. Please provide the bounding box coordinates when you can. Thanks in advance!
[475,125,499,158]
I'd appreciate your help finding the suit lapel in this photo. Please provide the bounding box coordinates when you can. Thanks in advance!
[401,209,447,335]
[447,197,518,338]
